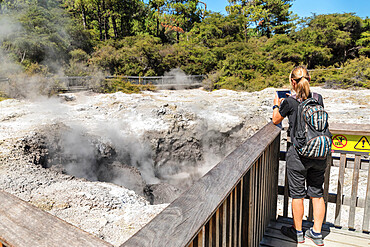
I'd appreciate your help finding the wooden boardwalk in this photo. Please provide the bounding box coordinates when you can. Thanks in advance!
[261,216,370,247]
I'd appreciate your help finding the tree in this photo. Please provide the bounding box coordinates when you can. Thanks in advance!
[257,0,296,37]
[1,0,91,73]
[357,17,370,56]
[263,34,332,68]
[188,12,242,48]
[294,13,363,65]
[162,0,203,43]
[226,0,295,39]
[226,0,269,39]
[149,0,166,37]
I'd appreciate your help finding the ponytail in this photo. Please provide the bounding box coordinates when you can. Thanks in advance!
[290,66,310,101]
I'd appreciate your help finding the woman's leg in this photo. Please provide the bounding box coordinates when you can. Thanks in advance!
[311,197,325,233]
[292,198,304,231]
[286,146,307,231]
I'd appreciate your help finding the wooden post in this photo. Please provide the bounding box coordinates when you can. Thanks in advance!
[363,159,370,232]
[349,155,361,229]
[283,141,291,217]
[335,153,347,227]
[323,155,332,222]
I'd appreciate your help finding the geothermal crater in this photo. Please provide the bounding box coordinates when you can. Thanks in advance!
[0,87,369,246]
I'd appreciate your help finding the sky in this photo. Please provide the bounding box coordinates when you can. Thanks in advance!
[200,0,370,19]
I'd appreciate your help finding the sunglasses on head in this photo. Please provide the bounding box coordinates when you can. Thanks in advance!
[293,76,309,83]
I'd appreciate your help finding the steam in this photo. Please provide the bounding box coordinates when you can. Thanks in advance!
[100,124,160,185]
[0,16,22,78]
[0,4,105,99]
[41,120,160,192]
[164,68,191,84]
[162,68,202,89]
[30,99,234,198]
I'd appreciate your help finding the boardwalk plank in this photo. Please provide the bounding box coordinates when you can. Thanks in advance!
[274,217,370,240]
[262,217,370,247]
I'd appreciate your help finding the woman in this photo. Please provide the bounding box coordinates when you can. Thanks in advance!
[272,66,326,246]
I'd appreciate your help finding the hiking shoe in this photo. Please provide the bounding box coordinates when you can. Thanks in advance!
[305,228,324,246]
[281,226,305,243]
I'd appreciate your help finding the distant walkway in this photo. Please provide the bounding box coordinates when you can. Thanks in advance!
[58,75,206,92]
[106,75,205,89]
[0,75,206,92]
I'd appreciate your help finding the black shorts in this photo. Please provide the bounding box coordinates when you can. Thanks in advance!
[286,146,327,199]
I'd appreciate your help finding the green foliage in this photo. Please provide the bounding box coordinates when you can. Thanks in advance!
[357,31,370,56]
[294,13,363,66]
[263,34,332,67]
[101,78,156,93]
[212,38,292,91]
[311,57,370,89]
[90,34,167,76]
[1,0,370,93]
[226,0,296,38]
[0,0,90,74]
[188,13,243,47]
[0,91,9,101]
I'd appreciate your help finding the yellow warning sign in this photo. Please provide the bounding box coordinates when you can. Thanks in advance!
[332,134,370,154]
[354,136,370,151]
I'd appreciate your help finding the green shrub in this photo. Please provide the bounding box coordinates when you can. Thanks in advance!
[101,78,156,94]
[310,57,370,89]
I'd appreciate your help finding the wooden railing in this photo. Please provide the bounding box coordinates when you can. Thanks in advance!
[121,122,281,247]
[279,123,370,232]
[0,191,113,247]
[106,75,205,86]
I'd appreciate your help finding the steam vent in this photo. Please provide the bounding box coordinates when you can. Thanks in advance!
[0,87,369,245]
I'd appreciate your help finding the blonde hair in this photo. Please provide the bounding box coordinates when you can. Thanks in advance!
[290,66,310,101]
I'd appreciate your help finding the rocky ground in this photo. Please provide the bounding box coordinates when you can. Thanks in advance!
[0,87,369,245]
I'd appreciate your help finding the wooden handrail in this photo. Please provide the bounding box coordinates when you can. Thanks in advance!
[329,123,370,136]
[121,122,281,247]
[0,191,113,247]
[282,123,370,136]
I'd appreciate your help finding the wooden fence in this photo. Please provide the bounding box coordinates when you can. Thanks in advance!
[51,75,206,92]
[121,122,281,247]
[106,75,206,86]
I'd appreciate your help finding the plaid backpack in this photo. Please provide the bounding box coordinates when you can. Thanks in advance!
[292,93,332,159]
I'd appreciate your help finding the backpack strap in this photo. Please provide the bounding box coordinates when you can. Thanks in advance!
[312,92,319,101]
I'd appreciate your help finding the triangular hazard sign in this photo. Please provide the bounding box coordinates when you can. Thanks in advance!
[354,136,370,151]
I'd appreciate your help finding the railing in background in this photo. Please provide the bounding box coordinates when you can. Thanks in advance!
[106,75,205,86]
[279,123,370,232]
[121,122,281,247]
[51,75,206,92]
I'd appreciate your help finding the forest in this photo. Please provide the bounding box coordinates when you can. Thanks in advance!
[0,0,369,92]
